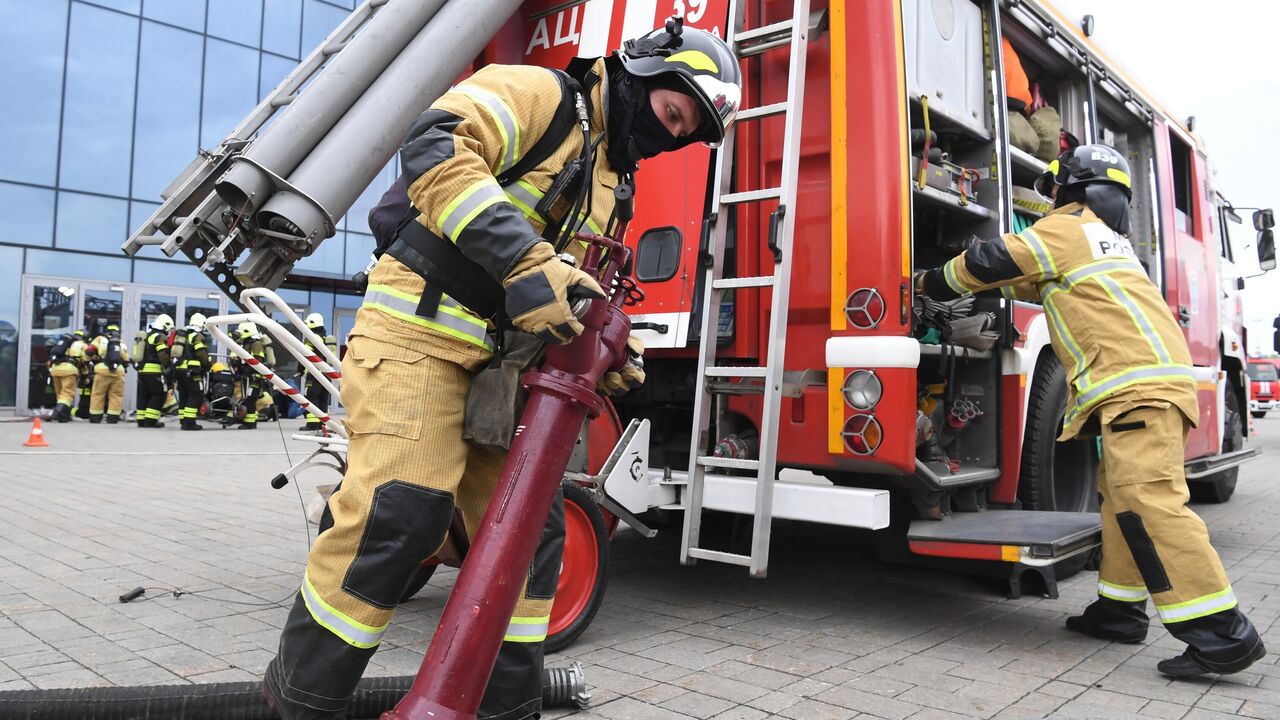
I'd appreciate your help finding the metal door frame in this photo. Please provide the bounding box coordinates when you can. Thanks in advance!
[16,274,227,413]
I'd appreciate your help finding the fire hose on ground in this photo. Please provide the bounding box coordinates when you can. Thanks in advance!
[0,664,589,720]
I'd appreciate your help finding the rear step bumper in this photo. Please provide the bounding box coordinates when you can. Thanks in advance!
[1184,447,1259,480]
[907,510,1101,598]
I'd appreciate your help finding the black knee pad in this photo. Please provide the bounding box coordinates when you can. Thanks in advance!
[342,481,454,609]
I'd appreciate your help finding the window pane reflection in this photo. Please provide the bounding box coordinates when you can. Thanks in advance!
[144,0,205,31]
[84,288,123,340]
[0,1,67,185]
[55,192,129,254]
[133,22,203,200]
[0,183,55,247]
[263,0,302,58]
[208,0,262,47]
[202,39,259,148]
[302,0,348,54]
[60,4,138,195]
[26,250,130,283]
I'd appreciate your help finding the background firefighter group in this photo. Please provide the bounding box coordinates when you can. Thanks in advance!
[42,314,336,431]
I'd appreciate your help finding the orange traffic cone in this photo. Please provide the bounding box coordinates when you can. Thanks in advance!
[23,418,49,448]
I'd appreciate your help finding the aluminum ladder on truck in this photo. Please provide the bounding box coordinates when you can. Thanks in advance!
[679,0,813,578]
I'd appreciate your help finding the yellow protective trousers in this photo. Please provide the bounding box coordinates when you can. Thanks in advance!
[264,330,564,720]
[1093,403,1262,668]
[89,368,126,417]
[49,363,78,406]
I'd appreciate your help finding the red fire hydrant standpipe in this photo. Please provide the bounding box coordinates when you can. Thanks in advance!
[385,191,638,720]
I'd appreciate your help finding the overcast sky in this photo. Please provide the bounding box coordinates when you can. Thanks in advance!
[1047,1,1280,354]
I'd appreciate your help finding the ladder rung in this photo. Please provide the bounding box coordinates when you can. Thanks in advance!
[737,38,793,58]
[736,102,789,121]
[721,188,782,205]
[734,18,795,45]
[713,276,775,289]
[698,455,761,471]
[687,548,752,567]
[705,366,768,378]
[706,380,765,396]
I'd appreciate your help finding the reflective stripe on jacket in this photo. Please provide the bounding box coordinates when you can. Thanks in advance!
[361,58,618,354]
[140,331,170,375]
[920,203,1198,438]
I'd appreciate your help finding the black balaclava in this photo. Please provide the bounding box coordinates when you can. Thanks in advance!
[605,58,687,174]
[1057,183,1131,236]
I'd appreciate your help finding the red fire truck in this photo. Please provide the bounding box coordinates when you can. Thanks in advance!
[497,0,1278,645]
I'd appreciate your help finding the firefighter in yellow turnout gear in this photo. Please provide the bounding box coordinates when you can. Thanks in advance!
[232,321,268,430]
[175,314,211,431]
[263,21,740,720]
[917,144,1264,677]
[301,313,338,432]
[135,315,173,428]
[89,324,129,423]
[46,329,87,423]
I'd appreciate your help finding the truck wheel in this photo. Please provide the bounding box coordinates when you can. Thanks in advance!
[1019,354,1099,513]
[1018,354,1100,577]
[1191,390,1242,504]
[1251,410,1266,419]
[547,480,610,653]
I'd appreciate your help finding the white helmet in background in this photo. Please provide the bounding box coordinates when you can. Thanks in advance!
[188,313,207,331]
[237,321,259,340]
[304,312,325,330]
[152,314,174,332]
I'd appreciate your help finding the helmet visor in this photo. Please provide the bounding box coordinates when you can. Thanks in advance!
[686,73,741,147]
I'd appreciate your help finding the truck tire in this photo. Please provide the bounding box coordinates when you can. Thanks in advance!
[1251,410,1266,419]
[1018,354,1099,513]
[547,480,610,652]
[1018,353,1100,577]
[1190,390,1242,504]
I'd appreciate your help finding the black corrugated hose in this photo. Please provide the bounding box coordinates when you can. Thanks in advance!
[0,663,591,720]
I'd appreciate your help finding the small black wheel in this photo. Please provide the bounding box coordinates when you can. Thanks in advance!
[546,481,610,653]
[1190,390,1242,504]
[1251,411,1266,419]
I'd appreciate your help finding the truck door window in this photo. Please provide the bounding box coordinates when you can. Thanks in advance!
[1169,132,1196,235]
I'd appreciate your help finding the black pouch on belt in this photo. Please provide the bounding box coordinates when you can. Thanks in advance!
[462,329,546,453]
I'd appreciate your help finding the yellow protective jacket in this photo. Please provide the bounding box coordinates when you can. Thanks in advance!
[920,202,1198,439]
[139,330,171,375]
[359,58,618,360]
[91,334,129,376]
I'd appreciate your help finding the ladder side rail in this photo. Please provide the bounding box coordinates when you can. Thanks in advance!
[680,0,751,567]
[748,0,813,577]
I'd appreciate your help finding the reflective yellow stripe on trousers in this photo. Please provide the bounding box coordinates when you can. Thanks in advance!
[1156,587,1238,624]
[1098,580,1150,602]
[503,614,550,643]
[362,283,493,351]
[301,572,387,648]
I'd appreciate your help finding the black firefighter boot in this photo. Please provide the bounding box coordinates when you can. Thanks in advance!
[105,414,120,424]
[1157,608,1267,678]
[89,414,102,424]
[1066,597,1150,644]
[180,419,204,431]
[53,403,71,423]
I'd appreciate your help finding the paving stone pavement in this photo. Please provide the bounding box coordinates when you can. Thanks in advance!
[0,415,1278,719]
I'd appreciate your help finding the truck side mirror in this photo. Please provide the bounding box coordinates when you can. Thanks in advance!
[1258,228,1276,271]
[1253,208,1275,231]
[634,226,682,283]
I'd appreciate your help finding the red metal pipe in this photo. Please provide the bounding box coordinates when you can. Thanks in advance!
[384,235,632,720]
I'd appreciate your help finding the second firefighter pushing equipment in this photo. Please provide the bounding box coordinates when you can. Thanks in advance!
[915,143,1265,678]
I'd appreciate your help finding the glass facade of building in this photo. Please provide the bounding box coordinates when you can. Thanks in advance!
[0,0,390,410]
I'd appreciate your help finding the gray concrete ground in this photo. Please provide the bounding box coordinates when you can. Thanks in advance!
[0,414,1278,720]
